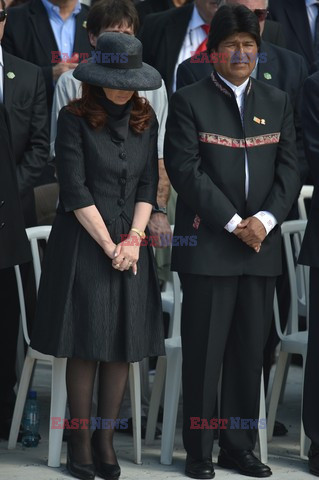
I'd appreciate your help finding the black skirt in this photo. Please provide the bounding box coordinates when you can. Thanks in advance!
[30,211,165,363]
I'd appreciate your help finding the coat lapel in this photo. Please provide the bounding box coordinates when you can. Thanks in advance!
[257,41,279,88]
[73,7,91,55]
[285,0,314,65]
[28,0,58,61]
[3,52,15,116]
[163,4,194,93]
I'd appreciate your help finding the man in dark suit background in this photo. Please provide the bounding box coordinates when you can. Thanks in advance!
[165,5,300,478]
[139,0,285,96]
[136,0,193,27]
[269,0,319,73]
[0,2,49,439]
[299,71,319,477]
[0,103,31,439]
[2,0,92,111]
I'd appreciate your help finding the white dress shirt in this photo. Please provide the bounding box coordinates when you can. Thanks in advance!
[217,73,277,235]
[306,0,319,40]
[0,45,4,103]
[173,5,208,92]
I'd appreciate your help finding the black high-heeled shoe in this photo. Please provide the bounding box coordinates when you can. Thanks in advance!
[67,440,96,480]
[91,433,121,480]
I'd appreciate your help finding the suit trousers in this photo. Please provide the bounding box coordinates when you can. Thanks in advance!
[179,273,276,459]
[303,267,319,446]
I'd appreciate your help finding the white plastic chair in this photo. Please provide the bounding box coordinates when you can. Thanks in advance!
[297,185,313,221]
[267,220,309,458]
[146,272,268,464]
[9,226,142,466]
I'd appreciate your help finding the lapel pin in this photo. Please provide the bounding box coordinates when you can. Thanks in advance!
[261,119,266,125]
[7,71,15,79]
[82,20,87,29]
[264,72,272,80]
[253,116,261,124]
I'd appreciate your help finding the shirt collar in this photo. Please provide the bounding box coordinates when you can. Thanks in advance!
[41,0,81,18]
[217,73,250,98]
[188,4,208,31]
[0,45,3,67]
[305,0,318,7]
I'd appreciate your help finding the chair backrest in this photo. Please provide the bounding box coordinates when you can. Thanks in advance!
[274,220,309,340]
[14,226,52,345]
[298,185,314,220]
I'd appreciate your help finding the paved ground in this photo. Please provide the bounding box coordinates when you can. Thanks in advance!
[0,362,315,480]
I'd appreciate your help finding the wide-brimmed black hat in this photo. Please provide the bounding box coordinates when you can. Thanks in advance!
[73,32,162,91]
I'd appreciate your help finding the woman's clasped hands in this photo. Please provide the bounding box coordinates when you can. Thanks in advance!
[110,230,141,275]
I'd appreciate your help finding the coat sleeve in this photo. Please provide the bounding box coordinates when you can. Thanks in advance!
[261,93,301,223]
[176,61,198,90]
[55,107,95,212]
[135,114,159,205]
[302,73,319,185]
[164,90,238,232]
[16,68,50,193]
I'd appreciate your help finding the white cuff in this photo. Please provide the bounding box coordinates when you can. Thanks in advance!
[225,213,243,233]
[253,211,277,235]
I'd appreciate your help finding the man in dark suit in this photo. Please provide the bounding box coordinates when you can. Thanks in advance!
[136,0,192,27]
[139,0,285,96]
[298,71,319,477]
[0,2,49,226]
[0,104,31,439]
[164,5,300,478]
[2,0,92,111]
[269,0,319,73]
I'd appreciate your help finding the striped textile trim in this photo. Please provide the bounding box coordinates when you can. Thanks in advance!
[199,131,281,148]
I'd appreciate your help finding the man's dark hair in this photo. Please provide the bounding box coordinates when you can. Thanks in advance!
[87,0,139,37]
[206,4,261,52]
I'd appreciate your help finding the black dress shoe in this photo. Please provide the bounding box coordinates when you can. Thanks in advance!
[309,443,319,477]
[185,455,215,479]
[218,449,272,477]
[91,434,121,480]
[67,441,96,480]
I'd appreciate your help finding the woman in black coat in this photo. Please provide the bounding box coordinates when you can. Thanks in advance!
[30,33,164,480]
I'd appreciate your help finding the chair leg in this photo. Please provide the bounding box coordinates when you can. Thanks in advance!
[48,358,67,467]
[145,356,166,445]
[129,362,142,465]
[267,351,289,441]
[160,346,182,466]
[300,354,311,459]
[278,353,291,405]
[258,370,268,464]
[8,356,36,449]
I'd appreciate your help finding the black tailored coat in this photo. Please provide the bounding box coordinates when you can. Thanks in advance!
[3,52,49,227]
[176,40,309,184]
[139,3,285,97]
[299,71,319,267]
[30,106,165,362]
[164,73,301,277]
[0,104,31,270]
[269,0,318,73]
[2,0,92,110]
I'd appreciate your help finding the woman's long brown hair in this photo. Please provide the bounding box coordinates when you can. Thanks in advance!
[68,83,153,133]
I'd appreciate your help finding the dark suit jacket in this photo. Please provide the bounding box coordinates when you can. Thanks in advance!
[176,41,309,184]
[139,3,287,97]
[262,19,286,47]
[137,0,172,27]
[164,73,300,276]
[3,52,50,226]
[269,0,318,73]
[0,104,31,270]
[299,72,319,267]
[2,0,92,110]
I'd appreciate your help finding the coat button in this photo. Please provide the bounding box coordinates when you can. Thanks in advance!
[0,222,5,229]
[119,152,126,160]
[118,177,126,186]
[117,199,125,207]
[0,200,5,207]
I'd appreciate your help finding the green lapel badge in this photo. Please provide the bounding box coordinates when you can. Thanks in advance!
[82,20,87,29]
[264,72,272,80]
[7,72,15,79]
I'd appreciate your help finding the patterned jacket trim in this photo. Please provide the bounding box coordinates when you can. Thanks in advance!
[198,131,281,148]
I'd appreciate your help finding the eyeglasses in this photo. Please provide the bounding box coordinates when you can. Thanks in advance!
[253,9,268,21]
[0,9,7,22]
